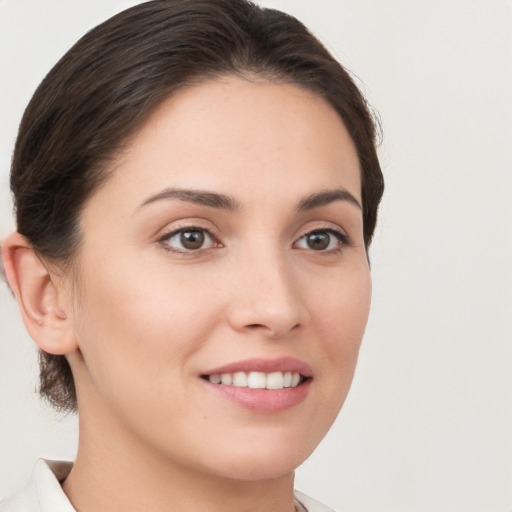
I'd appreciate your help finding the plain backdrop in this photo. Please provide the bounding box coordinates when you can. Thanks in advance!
[1,1,511,511]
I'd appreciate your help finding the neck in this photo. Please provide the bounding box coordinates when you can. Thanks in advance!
[62,408,296,512]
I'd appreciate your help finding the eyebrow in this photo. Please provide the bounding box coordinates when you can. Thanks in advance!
[137,186,361,213]
[138,188,240,211]
[296,189,361,211]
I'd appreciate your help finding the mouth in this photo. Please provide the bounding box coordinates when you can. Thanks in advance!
[201,371,309,390]
[199,358,313,413]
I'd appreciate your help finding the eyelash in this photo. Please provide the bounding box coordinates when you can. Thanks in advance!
[158,225,221,254]
[158,225,350,255]
[294,227,350,253]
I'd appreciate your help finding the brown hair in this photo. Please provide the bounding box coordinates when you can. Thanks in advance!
[10,0,384,412]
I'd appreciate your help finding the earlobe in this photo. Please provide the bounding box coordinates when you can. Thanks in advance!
[1,232,78,355]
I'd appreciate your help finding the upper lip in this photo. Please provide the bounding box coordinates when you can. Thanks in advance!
[201,357,313,378]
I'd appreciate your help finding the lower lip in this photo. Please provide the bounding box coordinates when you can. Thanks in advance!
[203,379,312,413]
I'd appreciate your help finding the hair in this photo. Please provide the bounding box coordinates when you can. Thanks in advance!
[10,0,384,413]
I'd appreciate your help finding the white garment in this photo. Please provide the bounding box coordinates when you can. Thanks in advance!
[0,460,339,512]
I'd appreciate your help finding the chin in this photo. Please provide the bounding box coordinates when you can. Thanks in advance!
[212,455,301,482]
[199,433,318,482]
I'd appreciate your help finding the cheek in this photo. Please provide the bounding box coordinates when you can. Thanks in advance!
[312,262,371,351]
[70,257,222,403]
[306,263,371,397]
[286,262,371,446]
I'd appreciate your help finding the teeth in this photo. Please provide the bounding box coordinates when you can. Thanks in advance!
[207,371,303,390]
[220,373,233,385]
[266,371,284,390]
[247,372,266,389]
[209,374,221,384]
[233,371,248,387]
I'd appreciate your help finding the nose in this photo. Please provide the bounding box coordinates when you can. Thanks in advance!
[226,249,308,339]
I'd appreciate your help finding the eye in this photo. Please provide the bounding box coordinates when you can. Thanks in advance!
[160,228,218,253]
[294,229,347,252]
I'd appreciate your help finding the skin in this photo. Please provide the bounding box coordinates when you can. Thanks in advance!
[4,76,371,512]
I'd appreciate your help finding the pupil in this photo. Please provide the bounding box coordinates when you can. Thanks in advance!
[307,232,329,250]
[180,230,205,249]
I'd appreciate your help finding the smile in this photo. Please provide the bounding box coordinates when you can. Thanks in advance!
[203,371,304,390]
[200,358,313,412]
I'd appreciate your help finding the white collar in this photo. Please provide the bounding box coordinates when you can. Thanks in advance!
[2,459,336,512]
[33,459,74,512]
[0,459,74,512]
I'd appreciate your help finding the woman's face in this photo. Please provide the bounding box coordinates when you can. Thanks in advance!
[65,76,371,480]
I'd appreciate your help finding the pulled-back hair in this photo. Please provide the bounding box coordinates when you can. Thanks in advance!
[10,0,384,412]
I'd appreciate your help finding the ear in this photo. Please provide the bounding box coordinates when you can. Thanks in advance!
[1,232,78,355]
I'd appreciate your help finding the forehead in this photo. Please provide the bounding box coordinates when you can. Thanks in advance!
[92,76,361,212]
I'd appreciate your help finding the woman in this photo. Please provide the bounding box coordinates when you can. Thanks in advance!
[1,1,383,511]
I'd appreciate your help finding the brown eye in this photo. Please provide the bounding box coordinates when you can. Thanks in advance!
[306,232,330,250]
[161,228,216,252]
[295,229,346,252]
[180,230,205,250]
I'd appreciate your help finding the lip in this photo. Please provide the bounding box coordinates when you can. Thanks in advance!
[201,357,313,377]
[200,357,313,413]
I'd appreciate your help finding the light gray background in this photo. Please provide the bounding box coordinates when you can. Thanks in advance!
[1,1,511,511]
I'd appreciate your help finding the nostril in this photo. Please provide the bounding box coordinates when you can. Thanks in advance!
[227,289,307,337]
[244,322,301,338]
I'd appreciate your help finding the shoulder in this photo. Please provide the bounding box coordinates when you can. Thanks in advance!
[0,460,74,512]
[294,490,341,512]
